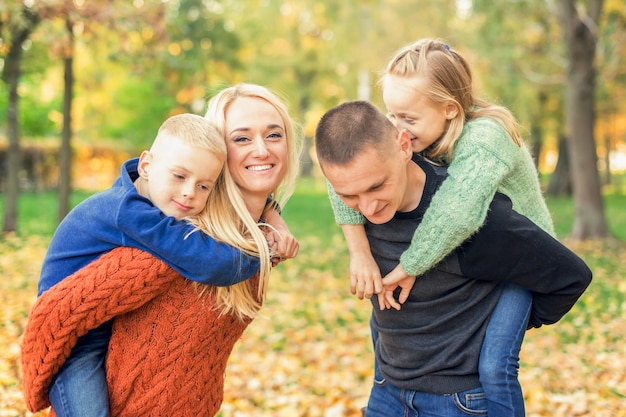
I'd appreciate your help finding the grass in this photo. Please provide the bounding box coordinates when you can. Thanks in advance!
[1,177,624,241]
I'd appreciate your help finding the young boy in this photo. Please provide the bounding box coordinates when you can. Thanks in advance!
[315,101,591,416]
[38,113,279,417]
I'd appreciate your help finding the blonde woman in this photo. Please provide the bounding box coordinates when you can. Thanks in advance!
[21,84,303,417]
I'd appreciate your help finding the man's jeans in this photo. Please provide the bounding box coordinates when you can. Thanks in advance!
[366,360,488,416]
[49,323,111,417]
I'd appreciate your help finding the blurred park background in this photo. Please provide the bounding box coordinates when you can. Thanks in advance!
[1,0,625,416]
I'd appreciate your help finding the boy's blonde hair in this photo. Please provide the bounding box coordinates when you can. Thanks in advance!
[154,113,226,163]
[381,38,522,162]
[185,84,302,321]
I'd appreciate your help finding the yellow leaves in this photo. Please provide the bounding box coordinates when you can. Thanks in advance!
[2,236,626,416]
[0,236,47,417]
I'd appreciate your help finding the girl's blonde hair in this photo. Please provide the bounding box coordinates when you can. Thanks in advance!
[381,38,522,162]
[185,84,302,321]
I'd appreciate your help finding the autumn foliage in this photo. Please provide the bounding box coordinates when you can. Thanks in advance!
[1,233,625,416]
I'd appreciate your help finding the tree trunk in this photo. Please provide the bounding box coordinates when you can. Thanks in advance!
[58,18,74,222]
[3,41,21,234]
[297,83,313,178]
[560,0,608,239]
[2,7,40,234]
[547,135,572,196]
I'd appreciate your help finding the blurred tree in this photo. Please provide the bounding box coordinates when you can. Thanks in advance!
[558,0,609,239]
[0,1,42,233]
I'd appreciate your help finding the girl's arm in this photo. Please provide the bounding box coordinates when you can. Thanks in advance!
[387,121,519,283]
[326,181,383,298]
[21,247,178,412]
[341,224,383,299]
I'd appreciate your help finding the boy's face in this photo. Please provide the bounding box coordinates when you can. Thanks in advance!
[224,96,289,198]
[323,132,414,225]
[139,135,223,220]
[383,75,454,153]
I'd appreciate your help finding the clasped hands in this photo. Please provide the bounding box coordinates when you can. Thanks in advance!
[349,252,415,310]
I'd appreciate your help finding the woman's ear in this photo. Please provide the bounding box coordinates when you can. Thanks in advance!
[137,151,152,179]
[445,102,459,120]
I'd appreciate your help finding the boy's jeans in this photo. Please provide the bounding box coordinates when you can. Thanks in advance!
[479,283,532,417]
[49,323,112,417]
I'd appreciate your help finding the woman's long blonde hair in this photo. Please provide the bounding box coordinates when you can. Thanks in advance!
[381,38,522,163]
[186,84,302,321]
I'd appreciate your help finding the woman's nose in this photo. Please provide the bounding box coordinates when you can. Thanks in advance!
[253,138,270,157]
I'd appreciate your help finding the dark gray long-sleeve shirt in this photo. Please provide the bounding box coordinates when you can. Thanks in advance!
[366,155,591,394]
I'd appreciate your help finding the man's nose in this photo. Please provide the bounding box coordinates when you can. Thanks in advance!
[358,198,378,217]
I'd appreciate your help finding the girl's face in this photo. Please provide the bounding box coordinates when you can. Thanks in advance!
[224,96,289,198]
[383,75,452,153]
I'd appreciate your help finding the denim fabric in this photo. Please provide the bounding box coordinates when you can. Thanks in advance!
[49,324,111,417]
[479,283,532,417]
[366,359,487,416]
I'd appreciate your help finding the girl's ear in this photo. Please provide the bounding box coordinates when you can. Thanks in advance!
[137,151,152,179]
[445,102,459,120]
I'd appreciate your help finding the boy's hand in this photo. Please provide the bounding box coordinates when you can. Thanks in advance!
[349,251,383,299]
[262,207,299,266]
[265,228,299,266]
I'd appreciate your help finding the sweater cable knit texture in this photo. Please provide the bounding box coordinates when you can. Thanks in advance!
[21,246,258,417]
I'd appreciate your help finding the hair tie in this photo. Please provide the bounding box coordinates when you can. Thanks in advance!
[444,44,450,50]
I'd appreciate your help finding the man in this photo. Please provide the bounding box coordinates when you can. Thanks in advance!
[314,100,591,416]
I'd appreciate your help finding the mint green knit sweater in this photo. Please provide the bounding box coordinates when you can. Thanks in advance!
[327,117,555,277]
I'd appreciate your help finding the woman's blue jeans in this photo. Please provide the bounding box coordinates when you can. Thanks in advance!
[479,283,532,417]
[49,323,112,417]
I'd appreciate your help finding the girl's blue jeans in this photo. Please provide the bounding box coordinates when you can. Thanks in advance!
[479,283,532,417]
[49,323,112,417]
[366,283,531,417]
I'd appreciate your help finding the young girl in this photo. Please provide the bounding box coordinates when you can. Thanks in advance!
[328,38,554,416]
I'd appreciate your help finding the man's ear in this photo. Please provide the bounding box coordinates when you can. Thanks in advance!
[397,130,413,159]
[445,102,459,120]
[137,151,152,179]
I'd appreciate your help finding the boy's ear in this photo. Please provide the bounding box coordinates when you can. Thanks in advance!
[445,102,459,120]
[137,151,152,179]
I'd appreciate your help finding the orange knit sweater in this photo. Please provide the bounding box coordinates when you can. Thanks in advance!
[21,246,259,416]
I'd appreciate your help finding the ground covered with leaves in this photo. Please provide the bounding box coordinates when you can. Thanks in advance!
[1,234,625,416]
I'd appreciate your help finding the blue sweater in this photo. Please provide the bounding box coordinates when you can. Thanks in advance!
[38,158,260,296]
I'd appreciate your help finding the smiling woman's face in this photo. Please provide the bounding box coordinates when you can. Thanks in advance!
[223,96,289,198]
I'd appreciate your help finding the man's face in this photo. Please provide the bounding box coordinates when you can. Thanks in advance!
[323,138,412,224]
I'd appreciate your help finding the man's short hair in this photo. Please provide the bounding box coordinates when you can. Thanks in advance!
[315,100,396,166]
